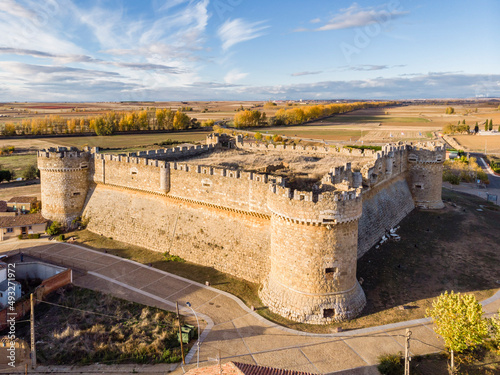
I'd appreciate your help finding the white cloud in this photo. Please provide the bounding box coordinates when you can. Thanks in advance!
[217,18,269,51]
[297,2,409,32]
[291,71,323,77]
[224,69,248,84]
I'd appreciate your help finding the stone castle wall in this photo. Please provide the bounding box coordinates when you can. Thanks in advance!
[83,184,270,283]
[93,154,169,194]
[38,135,445,324]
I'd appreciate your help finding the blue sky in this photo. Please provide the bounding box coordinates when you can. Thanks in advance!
[0,0,499,101]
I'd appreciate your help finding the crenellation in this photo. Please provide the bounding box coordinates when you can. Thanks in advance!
[38,133,445,324]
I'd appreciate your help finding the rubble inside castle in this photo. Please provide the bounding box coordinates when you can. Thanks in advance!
[182,148,371,189]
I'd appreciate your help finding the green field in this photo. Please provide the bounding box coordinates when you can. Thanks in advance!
[43,131,209,150]
[0,153,37,174]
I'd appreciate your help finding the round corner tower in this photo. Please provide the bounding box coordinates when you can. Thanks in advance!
[37,147,91,227]
[407,144,445,209]
[260,186,366,324]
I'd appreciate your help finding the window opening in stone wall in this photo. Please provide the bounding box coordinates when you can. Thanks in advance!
[80,163,88,169]
[322,218,334,223]
[323,309,335,318]
[325,267,337,280]
[299,195,305,201]
[73,192,81,196]
[415,184,423,189]
[409,156,418,162]
[131,171,137,175]
[7,228,13,233]
[202,182,211,187]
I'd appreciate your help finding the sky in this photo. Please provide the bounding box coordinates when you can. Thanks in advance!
[0,0,499,101]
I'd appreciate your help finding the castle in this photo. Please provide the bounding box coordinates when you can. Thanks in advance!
[37,134,445,324]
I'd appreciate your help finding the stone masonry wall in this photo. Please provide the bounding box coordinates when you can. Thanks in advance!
[357,174,415,258]
[93,155,169,194]
[168,165,272,216]
[83,184,270,283]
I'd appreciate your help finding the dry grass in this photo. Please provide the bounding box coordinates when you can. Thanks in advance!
[453,135,500,155]
[0,181,40,200]
[16,286,184,365]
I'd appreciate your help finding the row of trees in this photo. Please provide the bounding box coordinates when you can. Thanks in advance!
[0,164,39,183]
[444,119,498,134]
[233,101,396,128]
[0,108,203,137]
[484,118,496,131]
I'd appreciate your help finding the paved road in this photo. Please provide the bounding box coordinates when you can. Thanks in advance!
[1,240,499,374]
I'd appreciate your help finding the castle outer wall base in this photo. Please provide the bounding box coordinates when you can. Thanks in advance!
[83,184,270,284]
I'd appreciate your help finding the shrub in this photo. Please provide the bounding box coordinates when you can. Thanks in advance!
[18,234,23,240]
[377,353,403,375]
[164,253,185,262]
[58,234,65,241]
[28,233,41,239]
[47,221,61,236]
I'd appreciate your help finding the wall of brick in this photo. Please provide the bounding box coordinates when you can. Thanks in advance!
[83,185,270,283]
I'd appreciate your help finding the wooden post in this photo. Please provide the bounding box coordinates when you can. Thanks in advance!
[176,301,185,365]
[30,293,36,369]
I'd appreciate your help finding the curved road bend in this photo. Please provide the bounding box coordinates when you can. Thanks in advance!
[1,240,499,374]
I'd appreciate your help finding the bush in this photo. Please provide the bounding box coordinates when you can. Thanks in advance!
[47,221,61,236]
[18,234,23,240]
[164,253,185,262]
[377,353,403,375]
[28,233,41,239]
[58,234,65,241]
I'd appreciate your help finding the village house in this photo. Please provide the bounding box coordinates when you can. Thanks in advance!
[7,197,38,214]
[0,213,47,241]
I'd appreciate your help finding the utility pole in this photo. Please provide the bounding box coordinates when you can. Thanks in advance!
[176,301,185,364]
[30,293,36,369]
[404,328,412,375]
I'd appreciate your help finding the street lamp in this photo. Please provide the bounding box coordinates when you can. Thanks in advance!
[186,302,200,368]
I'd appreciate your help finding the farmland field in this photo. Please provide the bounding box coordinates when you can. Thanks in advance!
[452,134,500,154]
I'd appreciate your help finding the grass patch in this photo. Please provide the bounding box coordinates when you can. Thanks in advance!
[344,145,382,151]
[43,131,209,150]
[13,286,185,365]
[0,153,37,174]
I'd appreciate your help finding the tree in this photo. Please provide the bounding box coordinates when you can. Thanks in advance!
[22,165,38,180]
[173,110,190,130]
[445,107,455,114]
[462,119,466,125]
[254,132,262,141]
[234,110,262,128]
[489,119,493,131]
[485,121,489,131]
[474,122,479,134]
[426,291,488,372]
[46,221,61,236]
[0,170,12,183]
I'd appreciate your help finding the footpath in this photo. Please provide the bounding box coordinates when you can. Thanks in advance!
[0,240,499,375]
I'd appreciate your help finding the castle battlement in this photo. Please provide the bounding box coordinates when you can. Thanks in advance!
[268,184,362,225]
[236,139,377,157]
[126,144,215,159]
[37,147,90,159]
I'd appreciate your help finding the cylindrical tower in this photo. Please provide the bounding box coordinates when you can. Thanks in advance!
[37,147,91,227]
[407,144,445,209]
[261,186,366,324]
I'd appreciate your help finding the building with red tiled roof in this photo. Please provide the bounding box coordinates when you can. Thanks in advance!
[185,362,315,375]
[0,213,47,241]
